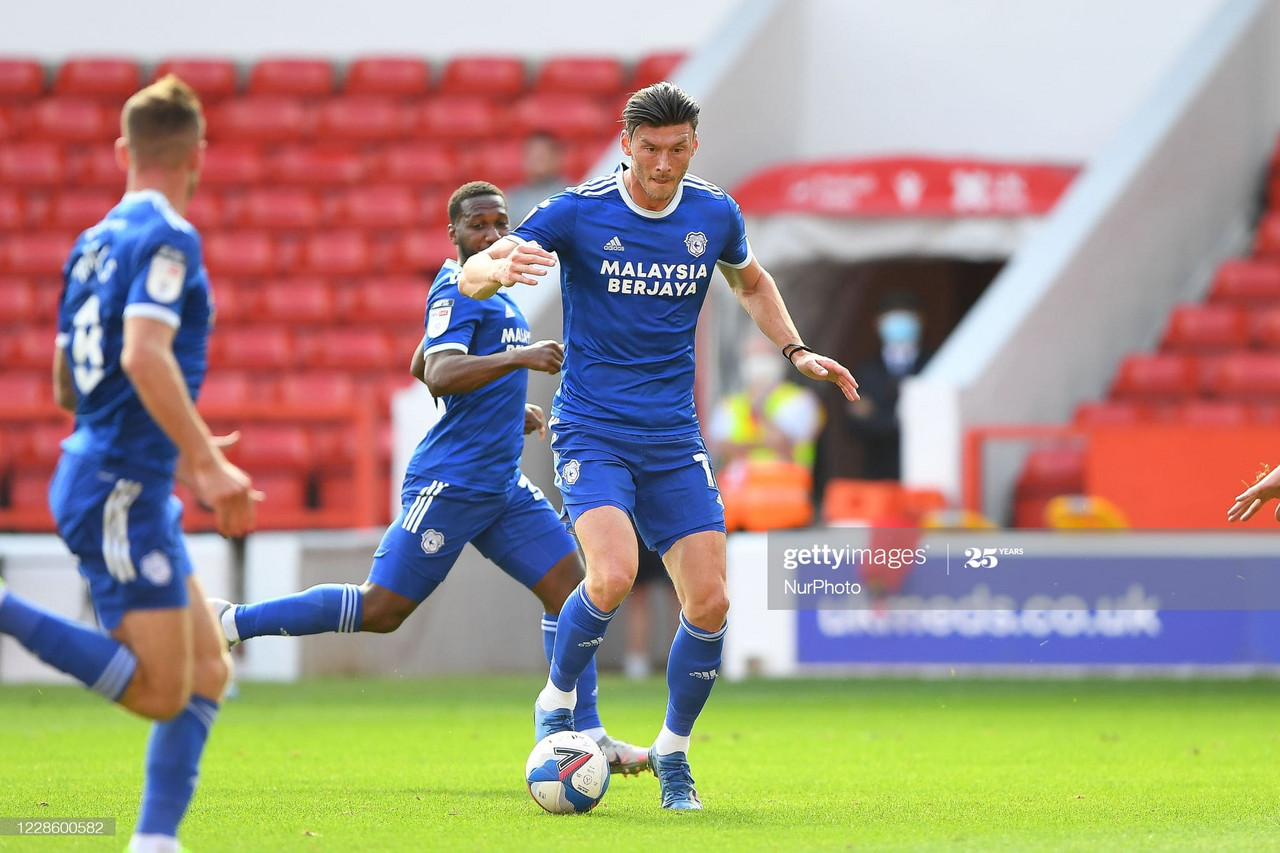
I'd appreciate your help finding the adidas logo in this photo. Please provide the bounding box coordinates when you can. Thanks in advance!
[505,303,515,318]
[689,669,718,680]
[603,236,625,251]
[577,636,606,648]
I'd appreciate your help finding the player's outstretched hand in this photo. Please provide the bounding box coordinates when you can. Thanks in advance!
[500,241,556,286]
[524,403,547,440]
[192,454,263,539]
[522,339,565,374]
[1228,463,1280,523]
[794,352,860,401]
[176,431,240,490]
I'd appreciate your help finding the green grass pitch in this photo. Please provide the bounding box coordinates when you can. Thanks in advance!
[0,676,1277,852]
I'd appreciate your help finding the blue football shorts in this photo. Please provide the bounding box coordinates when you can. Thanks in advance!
[549,418,725,555]
[48,452,193,632]
[369,471,577,603]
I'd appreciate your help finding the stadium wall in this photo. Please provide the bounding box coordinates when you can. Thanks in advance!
[900,0,1280,510]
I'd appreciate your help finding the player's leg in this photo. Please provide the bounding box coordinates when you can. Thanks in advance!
[633,435,729,810]
[624,536,670,680]
[129,574,230,853]
[217,480,481,643]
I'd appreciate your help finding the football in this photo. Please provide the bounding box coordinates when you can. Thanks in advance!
[524,731,611,814]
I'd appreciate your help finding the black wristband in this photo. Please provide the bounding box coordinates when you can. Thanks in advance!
[782,344,812,363]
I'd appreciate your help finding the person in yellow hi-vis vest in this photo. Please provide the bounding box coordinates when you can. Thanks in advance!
[707,335,824,529]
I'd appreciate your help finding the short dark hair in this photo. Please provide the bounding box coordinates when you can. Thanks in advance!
[621,82,699,137]
[121,74,204,168]
[447,181,505,223]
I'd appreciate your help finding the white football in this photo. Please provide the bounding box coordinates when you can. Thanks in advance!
[525,730,611,814]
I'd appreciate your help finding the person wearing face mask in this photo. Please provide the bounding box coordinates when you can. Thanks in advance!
[847,290,930,480]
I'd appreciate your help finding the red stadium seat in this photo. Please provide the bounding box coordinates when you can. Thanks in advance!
[0,59,46,100]
[154,59,239,102]
[259,277,334,323]
[1251,307,1280,348]
[566,137,614,181]
[1257,214,1280,258]
[247,59,335,98]
[303,230,371,275]
[0,105,25,140]
[0,276,35,323]
[280,373,356,408]
[318,95,407,141]
[0,372,48,411]
[1202,353,1280,399]
[344,275,427,322]
[227,425,312,470]
[437,56,526,97]
[414,96,501,141]
[30,98,112,142]
[535,57,625,96]
[204,231,277,277]
[270,145,365,185]
[8,326,58,369]
[380,143,456,186]
[631,52,686,88]
[1209,259,1280,305]
[207,326,293,369]
[1159,303,1249,351]
[310,328,393,370]
[53,57,141,99]
[0,191,25,230]
[3,233,71,276]
[1017,445,1086,493]
[393,230,456,274]
[0,143,63,186]
[1072,399,1150,427]
[510,93,610,138]
[71,145,126,188]
[50,191,117,232]
[195,372,252,409]
[345,57,430,97]
[457,139,525,186]
[1158,400,1251,427]
[1109,353,1200,400]
[8,470,57,520]
[208,280,257,324]
[242,188,322,230]
[184,193,223,230]
[200,144,266,186]
[339,185,419,229]
[210,97,311,142]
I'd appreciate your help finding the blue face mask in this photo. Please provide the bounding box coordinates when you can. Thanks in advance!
[878,311,921,346]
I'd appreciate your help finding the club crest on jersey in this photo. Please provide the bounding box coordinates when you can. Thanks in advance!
[420,529,445,554]
[140,550,173,586]
[684,231,708,258]
[562,459,580,485]
[427,299,453,338]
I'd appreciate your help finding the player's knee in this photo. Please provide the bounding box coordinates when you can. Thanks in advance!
[584,567,634,612]
[193,647,232,697]
[683,591,729,631]
[360,601,409,634]
[129,671,192,721]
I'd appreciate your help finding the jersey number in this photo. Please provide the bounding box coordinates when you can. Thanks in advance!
[71,294,105,394]
[692,452,716,488]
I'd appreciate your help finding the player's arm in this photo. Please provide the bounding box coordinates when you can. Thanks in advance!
[419,340,564,397]
[51,344,76,413]
[410,333,428,383]
[1229,463,1280,522]
[720,257,860,402]
[121,316,258,537]
[459,237,556,300]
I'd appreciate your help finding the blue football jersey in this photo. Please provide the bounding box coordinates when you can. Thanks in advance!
[511,164,752,437]
[407,259,532,493]
[56,190,213,477]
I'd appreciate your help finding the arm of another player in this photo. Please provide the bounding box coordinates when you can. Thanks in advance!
[720,258,859,401]
[524,403,547,440]
[412,337,564,397]
[121,316,260,537]
[51,344,76,413]
[459,237,556,300]
[1228,463,1280,522]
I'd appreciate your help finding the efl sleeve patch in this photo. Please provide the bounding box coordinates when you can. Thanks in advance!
[426,299,454,338]
[144,246,187,303]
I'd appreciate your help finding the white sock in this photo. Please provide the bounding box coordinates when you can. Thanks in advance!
[221,606,240,643]
[129,833,180,853]
[653,725,690,757]
[579,726,606,742]
[537,677,576,711]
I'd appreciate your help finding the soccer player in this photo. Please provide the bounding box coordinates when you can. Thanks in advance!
[460,82,859,810]
[0,75,257,853]
[210,181,649,774]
